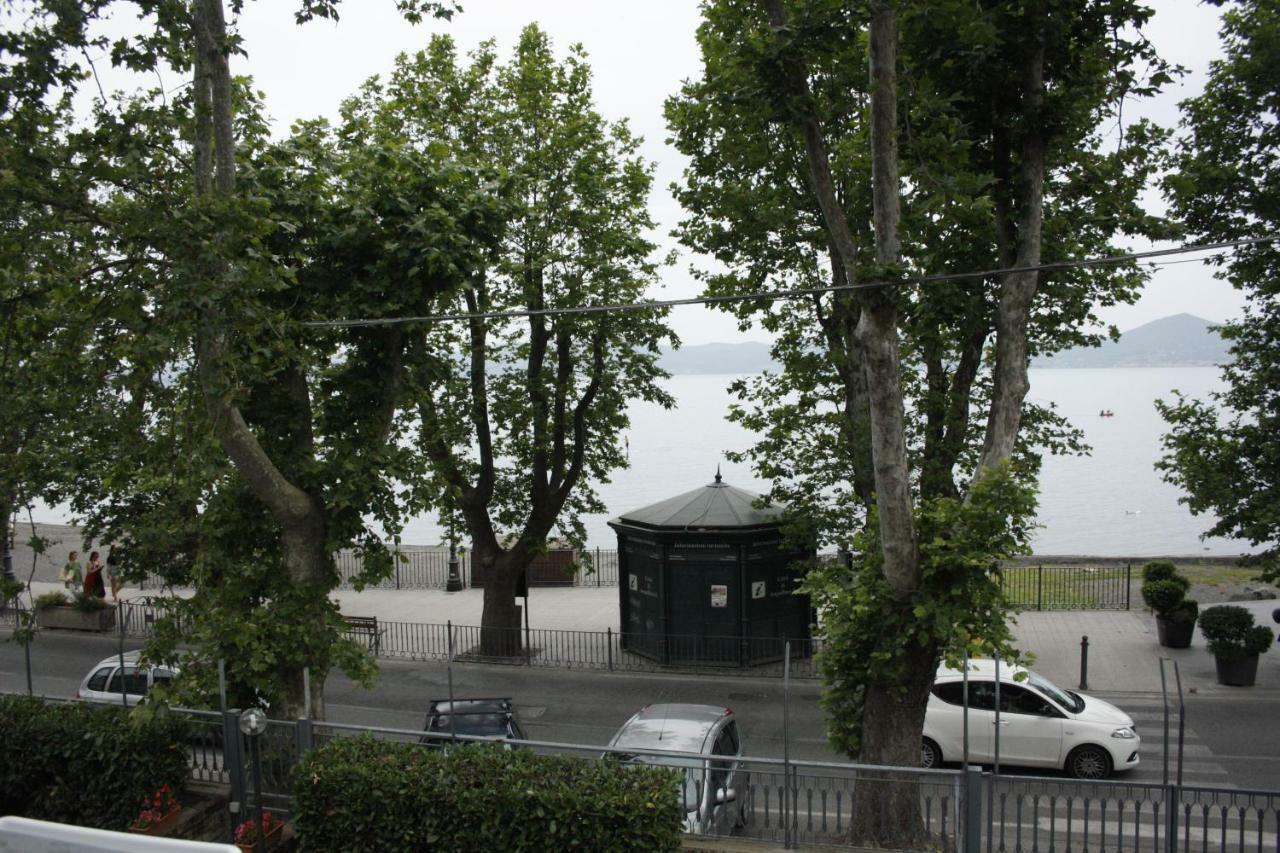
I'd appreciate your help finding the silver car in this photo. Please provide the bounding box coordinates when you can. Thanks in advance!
[606,703,744,835]
[76,651,177,705]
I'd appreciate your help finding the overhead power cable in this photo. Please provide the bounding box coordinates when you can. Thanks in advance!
[301,235,1276,330]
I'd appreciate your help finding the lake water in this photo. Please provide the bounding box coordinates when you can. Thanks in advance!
[27,367,1252,557]
[396,366,1252,557]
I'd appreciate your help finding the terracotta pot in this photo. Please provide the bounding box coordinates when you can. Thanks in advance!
[1213,654,1259,687]
[130,808,181,837]
[1155,615,1195,648]
[236,819,283,852]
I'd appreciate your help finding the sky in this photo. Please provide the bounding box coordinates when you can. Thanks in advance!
[98,0,1240,345]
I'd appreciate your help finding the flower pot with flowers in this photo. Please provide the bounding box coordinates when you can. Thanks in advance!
[235,811,283,852]
[129,785,182,836]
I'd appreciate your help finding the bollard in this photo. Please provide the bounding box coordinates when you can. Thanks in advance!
[606,627,614,671]
[1079,635,1089,690]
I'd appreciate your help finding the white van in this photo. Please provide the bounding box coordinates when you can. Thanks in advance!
[76,651,177,705]
[605,703,744,835]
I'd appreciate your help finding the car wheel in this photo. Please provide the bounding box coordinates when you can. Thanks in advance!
[921,738,942,769]
[1066,745,1112,780]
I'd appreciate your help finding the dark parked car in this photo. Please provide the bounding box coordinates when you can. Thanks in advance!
[420,697,525,746]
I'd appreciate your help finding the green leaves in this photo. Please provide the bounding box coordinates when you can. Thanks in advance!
[1159,0,1280,581]
[293,738,683,852]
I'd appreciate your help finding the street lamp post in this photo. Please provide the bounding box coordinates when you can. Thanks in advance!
[238,707,269,853]
[446,536,463,593]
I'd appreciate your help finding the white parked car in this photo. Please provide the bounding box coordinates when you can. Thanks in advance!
[921,660,1139,779]
[606,703,744,835]
[76,651,177,705]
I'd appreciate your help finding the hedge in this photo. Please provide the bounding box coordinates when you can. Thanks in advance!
[0,696,191,830]
[293,737,683,852]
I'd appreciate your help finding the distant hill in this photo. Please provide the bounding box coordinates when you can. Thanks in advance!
[661,314,1228,374]
[1033,314,1230,368]
[658,341,777,375]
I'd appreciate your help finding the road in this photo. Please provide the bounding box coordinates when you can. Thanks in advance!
[2,632,1276,789]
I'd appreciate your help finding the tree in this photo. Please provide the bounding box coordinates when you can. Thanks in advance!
[340,29,673,654]
[1159,0,1279,579]
[3,0,486,717]
[668,0,1170,842]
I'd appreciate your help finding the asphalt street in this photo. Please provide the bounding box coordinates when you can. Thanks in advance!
[3,631,1276,790]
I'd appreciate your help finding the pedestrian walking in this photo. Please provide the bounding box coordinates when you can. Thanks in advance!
[62,551,83,594]
[84,551,106,599]
[106,551,122,602]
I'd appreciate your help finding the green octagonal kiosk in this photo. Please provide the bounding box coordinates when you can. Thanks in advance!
[607,470,815,667]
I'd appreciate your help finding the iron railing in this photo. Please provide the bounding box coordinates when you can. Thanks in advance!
[328,549,1129,611]
[5,695,1277,853]
[333,547,621,590]
[1000,564,1132,611]
[353,620,823,678]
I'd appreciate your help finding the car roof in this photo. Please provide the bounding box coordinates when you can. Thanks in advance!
[89,651,177,671]
[936,659,1030,681]
[609,704,732,754]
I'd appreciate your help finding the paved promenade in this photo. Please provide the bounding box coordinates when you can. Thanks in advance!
[23,580,1280,696]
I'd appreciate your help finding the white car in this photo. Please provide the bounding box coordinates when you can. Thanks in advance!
[76,651,177,705]
[606,703,744,835]
[921,660,1139,779]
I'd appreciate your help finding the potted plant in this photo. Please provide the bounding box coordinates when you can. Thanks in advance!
[234,811,283,852]
[1140,561,1198,648]
[1198,605,1274,686]
[129,785,182,836]
[34,591,117,632]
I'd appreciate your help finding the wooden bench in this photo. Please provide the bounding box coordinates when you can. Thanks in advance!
[342,615,383,655]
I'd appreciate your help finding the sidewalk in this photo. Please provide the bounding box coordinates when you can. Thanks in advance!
[22,580,1280,695]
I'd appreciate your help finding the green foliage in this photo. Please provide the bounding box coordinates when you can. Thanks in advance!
[1198,605,1275,661]
[808,463,1035,757]
[33,590,68,610]
[72,592,110,613]
[1142,580,1196,621]
[0,576,24,600]
[1160,0,1280,581]
[292,737,682,853]
[0,696,190,831]
[1141,561,1179,583]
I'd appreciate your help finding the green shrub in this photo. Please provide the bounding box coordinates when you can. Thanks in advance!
[293,737,683,853]
[72,592,110,613]
[34,591,69,610]
[0,696,191,830]
[1141,561,1179,583]
[1199,605,1276,661]
[1140,563,1195,624]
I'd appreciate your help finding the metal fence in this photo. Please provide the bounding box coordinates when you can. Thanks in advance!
[980,773,1280,853]
[1000,564,1132,611]
[329,549,1128,611]
[206,714,1279,853]
[4,695,1276,853]
[353,619,823,678]
[333,547,622,590]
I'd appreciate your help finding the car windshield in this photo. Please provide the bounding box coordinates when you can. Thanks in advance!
[1027,670,1083,712]
[428,713,510,737]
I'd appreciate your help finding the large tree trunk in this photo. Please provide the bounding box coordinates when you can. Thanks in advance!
[192,0,334,720]
[475,543,531,657]
[852,640,940,847]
